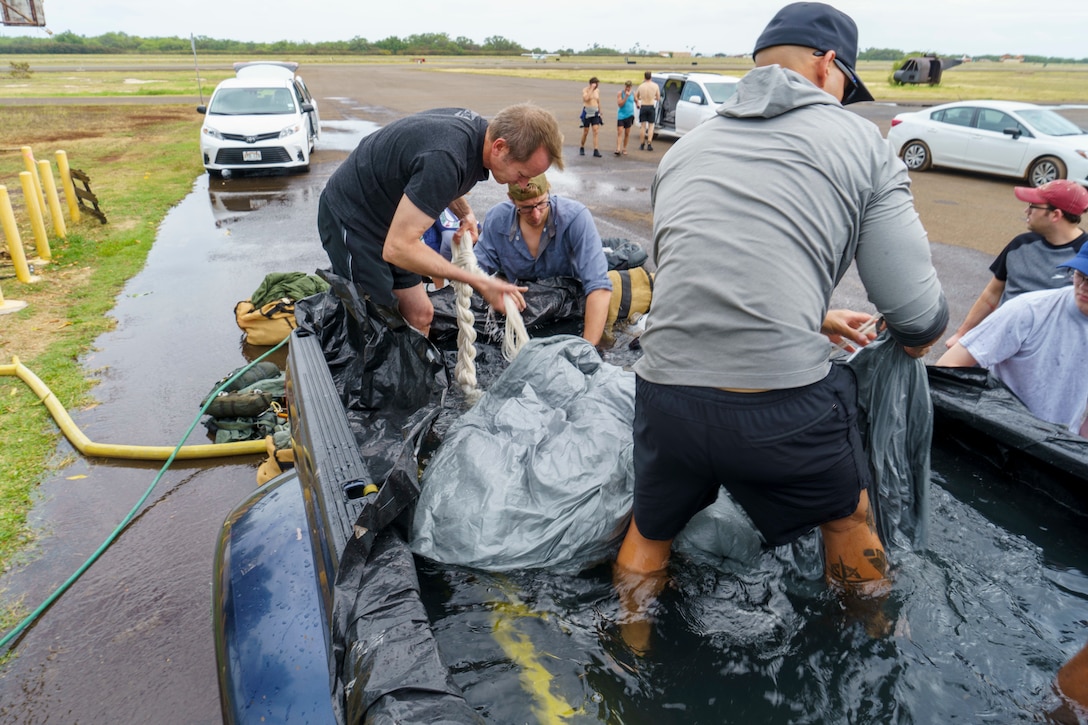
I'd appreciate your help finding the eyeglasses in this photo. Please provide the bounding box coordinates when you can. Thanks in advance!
[1073,270,1088,288]
[516,199,549,215]
[1027,204,1053,213]
[813,50,859,104]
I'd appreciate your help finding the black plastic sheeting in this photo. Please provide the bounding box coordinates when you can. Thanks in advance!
[292,271,946,722]
[428,276,584,344]
[295,271,481,725]
[928,365,1088,508]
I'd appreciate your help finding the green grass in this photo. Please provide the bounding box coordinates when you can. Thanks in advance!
[0,105,202,590]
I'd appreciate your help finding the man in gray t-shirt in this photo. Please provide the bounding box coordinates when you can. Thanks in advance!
[945,180,1088,349]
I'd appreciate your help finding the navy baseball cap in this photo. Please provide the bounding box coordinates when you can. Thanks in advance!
[753,2,874,105]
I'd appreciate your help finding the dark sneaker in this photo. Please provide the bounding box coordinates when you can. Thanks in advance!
[639,142,646,150]
[579,147,585,156]
[593,149,602,158]
[647,144,654,151]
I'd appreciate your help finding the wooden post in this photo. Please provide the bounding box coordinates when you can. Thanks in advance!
[38,159,67,239]
[19,171,51,262]
[0,185,38,283]
[55,150,81,223]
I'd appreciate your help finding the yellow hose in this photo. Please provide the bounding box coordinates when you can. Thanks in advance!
[2,356,266,460]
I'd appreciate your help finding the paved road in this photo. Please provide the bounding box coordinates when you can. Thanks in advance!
[0,64,1075,723]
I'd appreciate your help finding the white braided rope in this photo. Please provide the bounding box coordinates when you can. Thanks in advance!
[449,235,530,404]
[450,236,482,405]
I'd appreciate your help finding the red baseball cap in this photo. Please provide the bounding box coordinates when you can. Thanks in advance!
[1014,180,1088,216]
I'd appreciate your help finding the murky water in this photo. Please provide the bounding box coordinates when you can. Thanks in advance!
[411,435,1088,724]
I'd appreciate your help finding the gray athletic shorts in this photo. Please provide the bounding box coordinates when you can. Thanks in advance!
[632,365,869,546]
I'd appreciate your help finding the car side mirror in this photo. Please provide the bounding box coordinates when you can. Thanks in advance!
[301,103,314,113]
[197,105,207,114]
[1003,127,1022,140]
[688,94,704,105]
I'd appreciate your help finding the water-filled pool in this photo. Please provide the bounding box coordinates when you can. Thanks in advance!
[416,439,1086,723]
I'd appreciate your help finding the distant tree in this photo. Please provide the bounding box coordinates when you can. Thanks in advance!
[346,36,372,53]
[859,47,905,61]
[482,35,524,53]
[374,35,409,54]
[454,36,480,53]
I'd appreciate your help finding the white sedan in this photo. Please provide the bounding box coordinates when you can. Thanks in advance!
[886,100,1088,187]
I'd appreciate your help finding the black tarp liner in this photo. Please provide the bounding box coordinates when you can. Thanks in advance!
[293,271,945,722]
[295,272,481,725]
[428,276,584,344]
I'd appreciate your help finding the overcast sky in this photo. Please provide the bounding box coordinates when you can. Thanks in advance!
[3,0,1087,60]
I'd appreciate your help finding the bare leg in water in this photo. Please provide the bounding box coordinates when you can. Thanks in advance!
[1055,642,1088,719]
[613,489,890,652]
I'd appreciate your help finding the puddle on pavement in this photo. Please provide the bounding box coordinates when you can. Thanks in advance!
[318,118,380,151]
[0,168,332,724]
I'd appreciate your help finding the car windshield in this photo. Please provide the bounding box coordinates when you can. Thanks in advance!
[209,87,297,115]
[703,83,738,104]
[1017,109,1084,137]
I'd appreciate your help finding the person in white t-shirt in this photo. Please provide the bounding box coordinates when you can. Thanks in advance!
[938,245,1088,437]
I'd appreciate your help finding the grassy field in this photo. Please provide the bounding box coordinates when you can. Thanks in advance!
[0,103,201,601]
[4,53,1088,103]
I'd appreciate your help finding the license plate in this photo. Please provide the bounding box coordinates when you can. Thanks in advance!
[243,150,262,162]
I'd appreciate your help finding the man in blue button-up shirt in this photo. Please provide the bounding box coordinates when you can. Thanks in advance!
[476,174,612,346]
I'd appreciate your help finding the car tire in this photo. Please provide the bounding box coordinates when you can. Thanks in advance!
[901,141,932,172]
[1027,156,1066,187]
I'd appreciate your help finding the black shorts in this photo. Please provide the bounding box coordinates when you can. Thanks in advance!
[617,116,634,129]
[583,112,603,126]
[632,365,869,547]
[638,106,656,124]
[317,192,421,307]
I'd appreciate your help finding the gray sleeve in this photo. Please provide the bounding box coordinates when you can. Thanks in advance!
[854,156,949,347]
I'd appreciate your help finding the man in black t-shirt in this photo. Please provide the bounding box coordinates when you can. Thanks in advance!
[945,179,1088,348]
[319,104,564,336]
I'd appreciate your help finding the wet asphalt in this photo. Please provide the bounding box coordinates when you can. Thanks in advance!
[0,65,1078,722]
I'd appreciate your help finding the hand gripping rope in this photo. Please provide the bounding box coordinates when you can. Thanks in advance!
[449,235,529,404]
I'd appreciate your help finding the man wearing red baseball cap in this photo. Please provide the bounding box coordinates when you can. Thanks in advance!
[945,179,1088,348]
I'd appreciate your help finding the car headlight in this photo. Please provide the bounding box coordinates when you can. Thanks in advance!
[202,125,223,140]
[279,122,303,139]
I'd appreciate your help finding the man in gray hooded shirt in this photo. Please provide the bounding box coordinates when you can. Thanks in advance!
[616,2,948,632]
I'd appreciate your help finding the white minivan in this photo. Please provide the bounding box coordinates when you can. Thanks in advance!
[197,61,320,176]
[651,72,740,138]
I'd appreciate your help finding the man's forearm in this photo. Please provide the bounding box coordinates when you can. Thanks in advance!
[583,288,611,346]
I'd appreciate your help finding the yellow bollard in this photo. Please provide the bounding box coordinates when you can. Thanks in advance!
[38,159,67,239]
[20,146,45,211]
[0,185,38,284]
[19,171,51,263]
[55,150,81,224]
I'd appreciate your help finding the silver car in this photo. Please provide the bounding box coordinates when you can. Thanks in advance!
[887,100,1088,187]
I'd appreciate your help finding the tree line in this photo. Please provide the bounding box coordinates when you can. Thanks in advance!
[0,30,607,56]
[0,32,1084,63]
